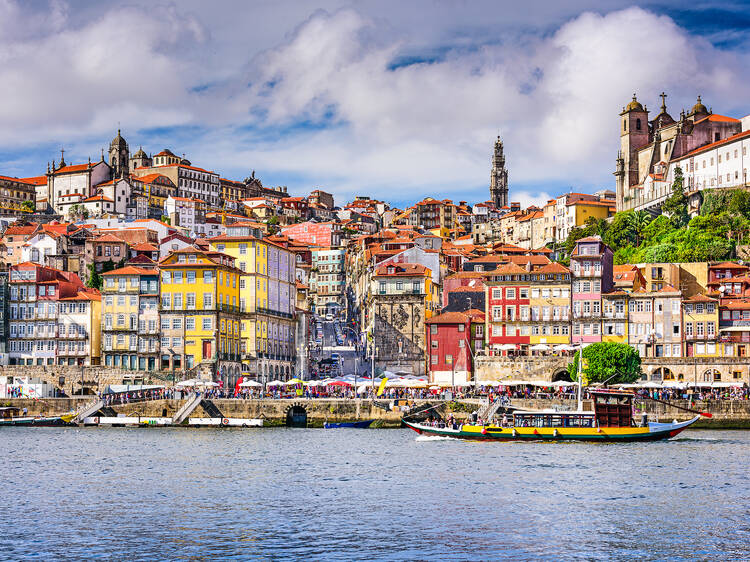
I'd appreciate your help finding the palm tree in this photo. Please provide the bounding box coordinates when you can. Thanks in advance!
[628,210,652,246]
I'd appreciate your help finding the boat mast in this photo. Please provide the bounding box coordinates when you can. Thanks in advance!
[577,345,583,412]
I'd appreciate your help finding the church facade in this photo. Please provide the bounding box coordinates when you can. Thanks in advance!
[615,93,750,214]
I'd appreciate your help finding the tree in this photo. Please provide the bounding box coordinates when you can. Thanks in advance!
[20,200,35,213]
[567,342,641,385]
[87,263,102,290]
[604,211,637,249]
[661,166,689,227]
[627,210,652,246]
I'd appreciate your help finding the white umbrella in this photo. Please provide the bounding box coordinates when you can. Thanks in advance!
[553,344,574,352]
[266,380,285,387]
[239,380,262,387]
[304,380,321,386]
[176,379,197,387]
[196,381,219,387]
[498,344,516,351]
[529,344,550,351]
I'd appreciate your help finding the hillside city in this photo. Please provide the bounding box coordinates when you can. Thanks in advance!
[1,93,750,391]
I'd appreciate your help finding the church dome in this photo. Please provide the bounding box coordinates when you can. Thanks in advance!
[690,95,708,115]
[625,94,644,112]
[133,147,147,159]
[110,129,128,149]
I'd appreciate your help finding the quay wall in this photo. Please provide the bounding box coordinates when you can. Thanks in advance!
[4,398,750,428]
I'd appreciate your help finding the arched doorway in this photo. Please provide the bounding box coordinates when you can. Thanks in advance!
[703,369,721,382]
[286,404,307,427]
[652,367,673,381]
[552,370,572,382]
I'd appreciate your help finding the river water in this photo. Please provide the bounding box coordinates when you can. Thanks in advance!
[1,427,749,561]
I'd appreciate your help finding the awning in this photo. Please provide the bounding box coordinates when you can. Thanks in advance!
[719,327,750,332]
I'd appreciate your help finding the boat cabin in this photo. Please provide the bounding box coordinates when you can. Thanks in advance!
[0,407,20,421]
[511,390,635,429]
[513,412,595,428]
[590,389,634,428]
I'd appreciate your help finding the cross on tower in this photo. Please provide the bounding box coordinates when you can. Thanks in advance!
[659,92,667,111]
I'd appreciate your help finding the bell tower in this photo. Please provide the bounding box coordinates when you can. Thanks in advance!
[489,136,508,208]
[109,129,130,179]
[616,94,649,211]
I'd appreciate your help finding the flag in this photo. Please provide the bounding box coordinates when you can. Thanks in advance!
[377,377,388,397]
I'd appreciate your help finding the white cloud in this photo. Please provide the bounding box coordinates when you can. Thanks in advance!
[0,1,205,147]
[2,2,750,207]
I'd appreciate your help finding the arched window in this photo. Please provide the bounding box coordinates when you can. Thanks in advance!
[636,118,642,131]
[624,120,627,132]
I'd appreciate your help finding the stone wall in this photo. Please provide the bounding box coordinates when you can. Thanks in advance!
[640,357,750,385]
[0,366,169,396]
[473,356,571,383]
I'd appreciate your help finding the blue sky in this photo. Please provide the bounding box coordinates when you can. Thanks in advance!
[1,0,749,208]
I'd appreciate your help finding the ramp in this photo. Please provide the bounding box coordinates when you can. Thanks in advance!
[172,393,203,425]
[73,399,105,423]
[200,399,224,419]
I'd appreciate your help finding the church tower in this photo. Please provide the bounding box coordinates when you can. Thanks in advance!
[489,136,509,208]
[109,129,130,179]
[615,94,649,211]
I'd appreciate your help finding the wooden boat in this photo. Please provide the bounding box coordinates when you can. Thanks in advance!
[403,389,703,442]
[0,407,72,427]
[324,420,374,429]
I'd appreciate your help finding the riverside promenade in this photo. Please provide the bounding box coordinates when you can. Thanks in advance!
[4,396,750,428]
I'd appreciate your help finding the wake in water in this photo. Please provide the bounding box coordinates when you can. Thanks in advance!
[415,434,455,442]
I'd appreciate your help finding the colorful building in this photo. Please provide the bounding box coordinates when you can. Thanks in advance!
[425,310,484,384]
[159,247,243,385]
[101,265,160,371]
[58,288,101,365]
[571,236,613,345]
[682,294,719,357]
[210,226,297,382]
[484,263,530,355]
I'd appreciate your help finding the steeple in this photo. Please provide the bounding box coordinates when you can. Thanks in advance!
[489,135,509,208]
[59,147,66,168]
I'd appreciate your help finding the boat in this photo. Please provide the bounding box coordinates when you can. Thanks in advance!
[324,419,374,429]
[404,357,707,442]
[0,407,73,427]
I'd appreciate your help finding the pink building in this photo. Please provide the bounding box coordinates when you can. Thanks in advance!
[280,221,342,247]
[571,236,613,345]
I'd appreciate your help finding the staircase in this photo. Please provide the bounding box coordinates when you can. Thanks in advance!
[73,398,105,423]
[172,393,203,424]
[200,399,224,419]
[477,397,510,422]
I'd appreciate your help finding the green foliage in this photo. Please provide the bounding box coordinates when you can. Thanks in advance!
[701,190,732,216]
[567,342,641,385]
[563,217,609,256]
[87,263,102,290]
[661,166,689,227]
[20,200,35,213]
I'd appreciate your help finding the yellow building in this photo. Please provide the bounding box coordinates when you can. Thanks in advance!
[101,265,161,371]
[528,262,571,348]
[682,294,719,357]
[159,246,243,385]
[209,224,298,381]
[602,291,629,344]
[58,288,102,366]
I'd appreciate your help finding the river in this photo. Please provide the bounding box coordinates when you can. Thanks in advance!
[1,427,748,560]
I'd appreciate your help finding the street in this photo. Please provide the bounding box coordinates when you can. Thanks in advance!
[312,316,366,377]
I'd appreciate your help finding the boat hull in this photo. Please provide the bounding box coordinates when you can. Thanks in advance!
[324,420,374,429]
[403,416,700,442]
[0,416,73,427]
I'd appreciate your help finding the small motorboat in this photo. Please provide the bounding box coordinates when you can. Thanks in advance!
[0,407,73,427]
[324,419,374,429]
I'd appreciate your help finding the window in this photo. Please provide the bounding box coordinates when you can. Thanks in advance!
[506,288,516,300]
[519,288,528,299]
[202,317,212,331]
[204,270,214,283]
[430,325,438,335]
[172,318,182,330]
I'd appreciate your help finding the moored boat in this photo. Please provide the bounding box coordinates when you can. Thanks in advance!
[0,407,73,427]
[403,389,704,442]
[324,420,374,429]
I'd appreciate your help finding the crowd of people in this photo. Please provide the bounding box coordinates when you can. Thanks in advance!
[96,382,750,404]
